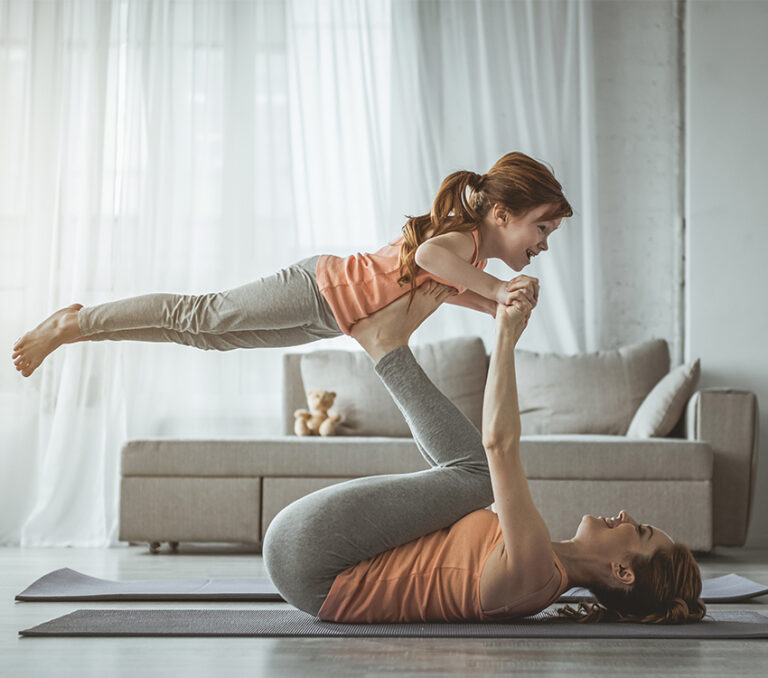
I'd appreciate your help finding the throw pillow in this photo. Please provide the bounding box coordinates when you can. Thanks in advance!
[626,359,701,438]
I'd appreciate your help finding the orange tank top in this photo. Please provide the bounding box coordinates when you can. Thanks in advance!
[316,509,569,623]
[316,229,488,335]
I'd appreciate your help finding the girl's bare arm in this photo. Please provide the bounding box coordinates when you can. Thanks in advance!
[414,232,504,303]
[443,289,496,316]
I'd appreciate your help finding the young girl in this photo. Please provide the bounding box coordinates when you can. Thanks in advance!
[12,151,572,377]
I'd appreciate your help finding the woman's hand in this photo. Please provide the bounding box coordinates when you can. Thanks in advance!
[495,287,536,344]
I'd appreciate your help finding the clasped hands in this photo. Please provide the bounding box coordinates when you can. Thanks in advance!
[494,275,539,334]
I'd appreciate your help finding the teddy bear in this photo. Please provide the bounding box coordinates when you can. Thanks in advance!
[294,389,342,437]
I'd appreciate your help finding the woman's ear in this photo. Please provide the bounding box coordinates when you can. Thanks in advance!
[610,561,636,587]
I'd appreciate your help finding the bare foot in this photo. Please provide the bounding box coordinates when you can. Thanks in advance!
[12,304,84,377]
[351,282,456,362]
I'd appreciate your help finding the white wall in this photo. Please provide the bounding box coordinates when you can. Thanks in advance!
[588,0,767,546]
[686,0,768,546]
[593,0,684,362]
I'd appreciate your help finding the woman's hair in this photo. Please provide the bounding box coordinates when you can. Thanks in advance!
[556,543,707,624]
[397,151,574,301]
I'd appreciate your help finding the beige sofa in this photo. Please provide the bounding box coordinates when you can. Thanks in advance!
[119,337,759,553]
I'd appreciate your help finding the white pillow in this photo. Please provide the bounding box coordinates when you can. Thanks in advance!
[626,360,701,438]
[299,336,487,437]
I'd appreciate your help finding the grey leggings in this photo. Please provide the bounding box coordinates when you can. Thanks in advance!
[76,256,342,349]
[261,346,493,616]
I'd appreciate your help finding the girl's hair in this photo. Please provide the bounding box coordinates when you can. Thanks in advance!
[556,543,707,624]
[397,151,573,301]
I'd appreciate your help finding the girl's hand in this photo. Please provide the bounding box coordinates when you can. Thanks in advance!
[495,275,540,307]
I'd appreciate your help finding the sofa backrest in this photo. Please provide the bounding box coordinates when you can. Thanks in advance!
[283,336,671,437]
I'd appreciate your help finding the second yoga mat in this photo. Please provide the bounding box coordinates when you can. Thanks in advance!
[16,568,768,604]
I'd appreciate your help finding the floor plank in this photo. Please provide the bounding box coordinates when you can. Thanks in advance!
[2,544,768,677]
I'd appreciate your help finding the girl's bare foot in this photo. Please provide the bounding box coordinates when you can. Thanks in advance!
[351,282,456,362]
[12,304,84,377]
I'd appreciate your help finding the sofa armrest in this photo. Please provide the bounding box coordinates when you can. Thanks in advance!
[283,353,306,435]
[683,388,759,546]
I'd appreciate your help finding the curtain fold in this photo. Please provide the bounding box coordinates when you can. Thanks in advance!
[0,0,597,546]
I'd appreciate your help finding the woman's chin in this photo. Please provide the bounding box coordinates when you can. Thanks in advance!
[573,514,599,540]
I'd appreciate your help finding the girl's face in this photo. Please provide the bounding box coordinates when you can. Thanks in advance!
[490,203,562,271]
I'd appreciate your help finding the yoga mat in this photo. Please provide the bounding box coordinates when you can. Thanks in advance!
[16,568,768,604]
[16,568,279,602]
[19,609,768,639]
[562,573,768,604]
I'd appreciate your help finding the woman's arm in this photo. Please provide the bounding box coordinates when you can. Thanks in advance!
[415,232,505,303]
[482,301,553,586]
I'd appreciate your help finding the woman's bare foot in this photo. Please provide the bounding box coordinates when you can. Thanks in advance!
[12,304,84,377]
[351,282,456,362]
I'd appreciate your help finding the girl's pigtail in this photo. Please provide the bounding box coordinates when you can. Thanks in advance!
[398,171,483,304]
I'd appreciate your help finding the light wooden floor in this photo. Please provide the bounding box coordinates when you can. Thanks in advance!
[3,543,768,677]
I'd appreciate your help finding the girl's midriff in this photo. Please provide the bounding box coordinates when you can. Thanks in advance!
[316,229,487,335]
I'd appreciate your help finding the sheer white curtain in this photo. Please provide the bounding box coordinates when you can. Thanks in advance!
[390,0,599,353]
[0,0,597,546]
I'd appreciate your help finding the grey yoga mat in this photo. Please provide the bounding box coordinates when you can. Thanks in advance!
[15,568,768,604]
[19,609,768,639]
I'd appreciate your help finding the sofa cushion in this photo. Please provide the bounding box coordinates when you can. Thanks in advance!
[121,435,712,481]
[515,339,670,435]
[519,435,712,480]
[626,360,701,438]
[298,336,487,436]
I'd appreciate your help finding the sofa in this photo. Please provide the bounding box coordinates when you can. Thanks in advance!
[118,336,759,553]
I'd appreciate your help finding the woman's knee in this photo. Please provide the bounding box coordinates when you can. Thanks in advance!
[262,507,333,616]
[262,505,299,579]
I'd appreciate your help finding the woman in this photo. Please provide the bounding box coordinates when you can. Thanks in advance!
[262,279,706,624]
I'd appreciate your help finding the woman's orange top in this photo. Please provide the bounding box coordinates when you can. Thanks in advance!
[316,508,569,623]
[316,229,488,335]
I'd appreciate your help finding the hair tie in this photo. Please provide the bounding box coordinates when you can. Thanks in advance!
[473,172,486,190]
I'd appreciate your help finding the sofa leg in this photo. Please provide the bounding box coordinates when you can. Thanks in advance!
[149,541,162,554]
[169,541,179,553]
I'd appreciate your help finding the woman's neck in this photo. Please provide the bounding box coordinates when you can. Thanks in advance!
[551,540,600,589]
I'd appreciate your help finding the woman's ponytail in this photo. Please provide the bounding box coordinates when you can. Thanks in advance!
[555,543,707,625]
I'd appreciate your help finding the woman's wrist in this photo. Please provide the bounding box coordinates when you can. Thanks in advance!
[495,306,526,343]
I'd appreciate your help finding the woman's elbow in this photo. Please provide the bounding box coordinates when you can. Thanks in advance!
[482,436,504,455]
[482,432,520,456]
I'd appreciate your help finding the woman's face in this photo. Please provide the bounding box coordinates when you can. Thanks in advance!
[573,509,674,583]
[490,203,561,271]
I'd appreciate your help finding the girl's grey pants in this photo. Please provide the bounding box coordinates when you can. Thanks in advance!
[77,256,342,348]
[262,346,493,616]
